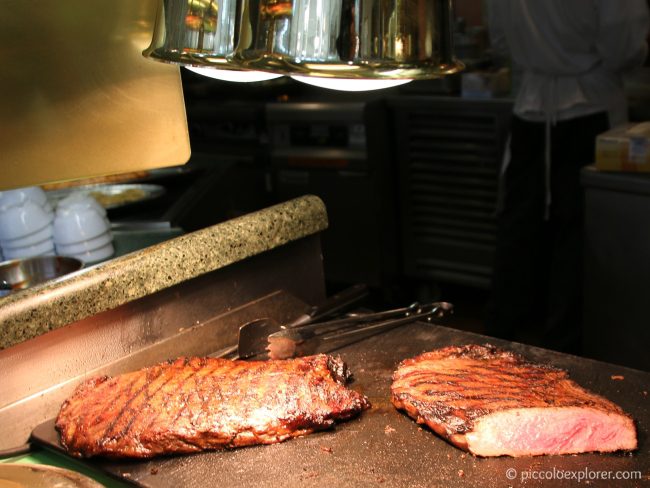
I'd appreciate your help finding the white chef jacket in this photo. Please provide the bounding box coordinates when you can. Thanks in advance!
[487,0,649,127]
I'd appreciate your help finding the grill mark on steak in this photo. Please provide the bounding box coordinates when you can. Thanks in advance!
[98,375,141,424]
[104,368,171,439]
[166,366,201,433]
[137,364,188,439]
[76,368,151,444]
[391,344,638,457]
[112,364,181,442]
[144,358,229,452]
[56,354,369,459]
[192,358,222,426]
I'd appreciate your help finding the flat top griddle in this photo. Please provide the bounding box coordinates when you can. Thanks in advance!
[31,324,649,488]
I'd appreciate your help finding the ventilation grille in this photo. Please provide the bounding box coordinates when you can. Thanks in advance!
[391,99,512,288]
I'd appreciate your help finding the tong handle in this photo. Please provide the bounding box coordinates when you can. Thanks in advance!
[277,302,414,337]
[266,302,454,360]
[271,301,454,342]
[291,283,369,327]
[321,302,453,342]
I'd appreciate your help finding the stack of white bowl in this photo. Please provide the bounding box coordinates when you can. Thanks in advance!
[53,194,114,264]
[0,187,55,260]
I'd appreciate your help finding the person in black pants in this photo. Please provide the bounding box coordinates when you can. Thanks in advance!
[485,0,649,353]
[489,113,609,353]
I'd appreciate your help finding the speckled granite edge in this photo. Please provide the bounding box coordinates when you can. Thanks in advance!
[0,195,328,350]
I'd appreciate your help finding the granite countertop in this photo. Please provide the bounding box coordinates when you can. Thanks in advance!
[0,195,328,350]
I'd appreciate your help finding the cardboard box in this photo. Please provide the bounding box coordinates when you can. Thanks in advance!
[596,122,650,172]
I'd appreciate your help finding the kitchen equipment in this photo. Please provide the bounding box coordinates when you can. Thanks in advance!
[0,226,53,250]
[143,0,282,83]
[0,228,328,452]
[134,165,198,183]
[0,187,51,212]
[0,0,190,191]
[30,323,650,488]
[56,193,107,218]
[3,195,645,487]
[266,301,453,359]
[581,168,650,370]
[2,240,55,260]
[143,0,242,70]
[0,256,83,296]
[234,0,463,81]
[53,199,111,247]
[234,283,369,358]
[0,200,53,242]
[267,101,400,290]
[68,244,115,266]
[52,194,115,264]
[145,0,463,85]
[47,184,166,212]
[388,96,513,289]
[55,233,113,256]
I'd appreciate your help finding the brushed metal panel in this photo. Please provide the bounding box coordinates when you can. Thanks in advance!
[0,0,190,190]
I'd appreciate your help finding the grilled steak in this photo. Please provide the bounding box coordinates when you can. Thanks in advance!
[56,354,369,459]
[391,344,637,457]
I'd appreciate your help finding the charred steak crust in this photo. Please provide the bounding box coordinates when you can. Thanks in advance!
[56,354,369,459]
[390,344,637,457]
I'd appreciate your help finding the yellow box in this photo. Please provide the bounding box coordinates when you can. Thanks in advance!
[596,122,650,172]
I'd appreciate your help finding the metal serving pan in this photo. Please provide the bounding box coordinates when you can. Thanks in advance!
[46,184,165,211]
[31,323,649,488]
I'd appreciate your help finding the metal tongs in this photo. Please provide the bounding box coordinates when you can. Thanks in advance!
[219,284,370,359]
[266,301,454,359]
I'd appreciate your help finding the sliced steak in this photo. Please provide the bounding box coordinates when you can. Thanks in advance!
[390,344,637,457]
[56,354,369,459]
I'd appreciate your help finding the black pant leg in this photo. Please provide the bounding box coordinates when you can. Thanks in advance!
[543,112,610,353]
[487,116,547,341]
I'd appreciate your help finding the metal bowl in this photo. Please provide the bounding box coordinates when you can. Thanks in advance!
[0,256,84,296]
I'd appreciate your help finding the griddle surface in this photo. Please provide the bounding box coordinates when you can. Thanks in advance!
[31,325,649,487]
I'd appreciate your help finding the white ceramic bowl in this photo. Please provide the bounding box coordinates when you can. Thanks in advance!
[0,186,48,209]
[0,225,53,250]
[2,239,55,260]
[0,201,53,241]
[53,205,110,245]
[56,193,107,218]
[69,242,114,264]
[43,200,54,216]
[55,231,112,255]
